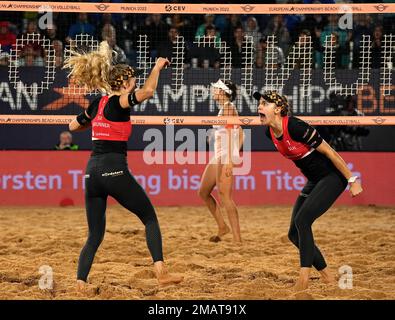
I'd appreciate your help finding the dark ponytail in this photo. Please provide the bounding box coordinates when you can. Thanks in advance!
[224,80,237,102]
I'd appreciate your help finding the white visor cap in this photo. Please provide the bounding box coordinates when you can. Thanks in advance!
[211,79,232,95]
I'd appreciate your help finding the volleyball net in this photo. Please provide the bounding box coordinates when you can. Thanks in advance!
[0,2,395,125]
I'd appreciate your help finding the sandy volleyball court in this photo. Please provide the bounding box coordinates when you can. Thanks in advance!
[0,205,393,300]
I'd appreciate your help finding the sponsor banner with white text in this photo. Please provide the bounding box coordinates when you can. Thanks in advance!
[0,151,393,206]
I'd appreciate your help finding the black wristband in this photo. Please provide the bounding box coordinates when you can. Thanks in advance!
[76,111,91,125]
[128,91,139,107]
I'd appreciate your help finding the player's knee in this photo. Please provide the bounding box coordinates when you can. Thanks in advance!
[294,214,309,231]
[138,209,158,226]
[218,188,230,201]
[218,192,232,207]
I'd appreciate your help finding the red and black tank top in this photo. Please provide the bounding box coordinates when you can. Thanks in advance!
[269,116,313,160]
[91,96,132,142]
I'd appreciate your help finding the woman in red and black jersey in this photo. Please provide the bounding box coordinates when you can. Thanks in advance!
[66,41,183,290]
[254,90,363,290]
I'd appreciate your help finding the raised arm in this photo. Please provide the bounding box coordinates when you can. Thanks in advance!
[119,58,170,108]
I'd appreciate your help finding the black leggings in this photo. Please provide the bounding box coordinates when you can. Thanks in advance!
[77,153,163,281]
[288,172,347,270]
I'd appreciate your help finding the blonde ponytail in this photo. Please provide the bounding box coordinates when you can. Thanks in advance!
[63,41,114,93]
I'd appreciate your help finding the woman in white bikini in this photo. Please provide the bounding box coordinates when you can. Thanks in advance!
[198,79,244,243]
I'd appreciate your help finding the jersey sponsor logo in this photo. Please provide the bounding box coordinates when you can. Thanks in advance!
[92,122,110,128]
[93,132,110,136]
[101,170,124,177]
[285,140,297,151]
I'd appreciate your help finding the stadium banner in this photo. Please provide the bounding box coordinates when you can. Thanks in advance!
[0,1,395,14]
[0,151,393,206]
[0,68,394,116]
[0,2,394,14]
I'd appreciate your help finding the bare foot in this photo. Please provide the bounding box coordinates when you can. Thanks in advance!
[76,280,99,297]
[154,262,184,286]
[319,269,336,284]
[293,278,309,291]
[157,272,184,286]
[233,236,242,243]
[209,225,230,242]
[293,267,311,291]
[76,280,87,292]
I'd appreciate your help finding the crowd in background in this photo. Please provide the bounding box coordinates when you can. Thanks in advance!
[0,0,394,69]
[0,0,389,151]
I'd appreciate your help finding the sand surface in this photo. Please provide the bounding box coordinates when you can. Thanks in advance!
[0,205,394,300]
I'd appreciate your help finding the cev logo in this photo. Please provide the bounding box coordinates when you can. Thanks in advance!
[165,5,186,12]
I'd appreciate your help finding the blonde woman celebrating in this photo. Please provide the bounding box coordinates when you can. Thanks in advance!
[198,79,244,243]
[65,41,183,289]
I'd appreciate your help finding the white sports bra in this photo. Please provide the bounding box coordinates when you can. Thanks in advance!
[213,101,239,130]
